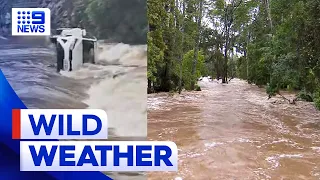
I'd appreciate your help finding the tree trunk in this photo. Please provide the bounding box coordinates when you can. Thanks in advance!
[230,24,235,79]
[244,48,248,78]
[148,79,152,94]
[222,7,229,84]
[178,0,185,94]
[246,30,250,80]
[223,43,228,83]
[162,2,175,92]
[190,0,203,90]
[265,0,273,31]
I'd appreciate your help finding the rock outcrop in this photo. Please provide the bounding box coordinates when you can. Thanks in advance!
[0,0,147,44]
[39,0,74,29]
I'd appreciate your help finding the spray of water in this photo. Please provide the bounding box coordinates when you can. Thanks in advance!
[0,35,8,40]
[61,43,147,137]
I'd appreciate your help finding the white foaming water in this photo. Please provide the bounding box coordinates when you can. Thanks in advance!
[201,76,210,82]
[0,36,8,40]
[147,97,166,110]
[0,48,54,56]
[62,43,147,137]
[266,154,303,169]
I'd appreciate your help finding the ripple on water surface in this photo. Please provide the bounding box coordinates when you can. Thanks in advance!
[148,78,320,179]
[0,41,147,179]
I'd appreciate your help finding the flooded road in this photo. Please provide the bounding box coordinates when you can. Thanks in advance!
[0,38,147,180]
[148,79,320,180]
[0,38,147,138]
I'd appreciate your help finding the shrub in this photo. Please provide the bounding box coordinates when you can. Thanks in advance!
[195,85,201,91]
[313,89,320,110]
[297,89,313,102]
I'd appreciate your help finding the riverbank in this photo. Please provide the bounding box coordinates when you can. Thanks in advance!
[149,77,317,108]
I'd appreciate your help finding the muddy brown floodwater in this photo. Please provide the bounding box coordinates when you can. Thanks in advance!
[148,79,320,180]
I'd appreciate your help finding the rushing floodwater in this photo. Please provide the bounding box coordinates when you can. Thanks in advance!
[0,37,147,180]
[148,78,320,180]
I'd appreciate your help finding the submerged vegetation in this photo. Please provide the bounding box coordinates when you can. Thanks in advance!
[147,0,320,109]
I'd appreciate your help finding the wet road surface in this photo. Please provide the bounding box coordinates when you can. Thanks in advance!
[0,38,147,180]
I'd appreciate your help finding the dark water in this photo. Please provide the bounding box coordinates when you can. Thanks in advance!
[0,37,89,108]
[148,78,320,180]
[0,37,147,180]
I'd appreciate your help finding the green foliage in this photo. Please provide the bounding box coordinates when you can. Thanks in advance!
[233,0,320,109]
[146,0,169,91]
[71,0,147,44]
[147,0,320,111]
[269,53,300,92]
[235,57,247,79]
[195,85,202,91]
[297,89,313,102]
[182,50,206,90]
[147,0,207,92]
[147,32,165,82]
[266,83,277,97]
[314,90,320,110]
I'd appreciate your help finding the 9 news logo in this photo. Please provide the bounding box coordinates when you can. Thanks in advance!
[11,8,51,36]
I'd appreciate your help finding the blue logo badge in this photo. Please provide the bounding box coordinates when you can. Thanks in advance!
[12,8,51,36]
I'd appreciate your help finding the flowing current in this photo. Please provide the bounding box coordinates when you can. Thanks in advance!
[148,78,320,180]
[0,37,147,179]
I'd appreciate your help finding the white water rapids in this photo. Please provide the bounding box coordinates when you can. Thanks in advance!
[0,39,147,138]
